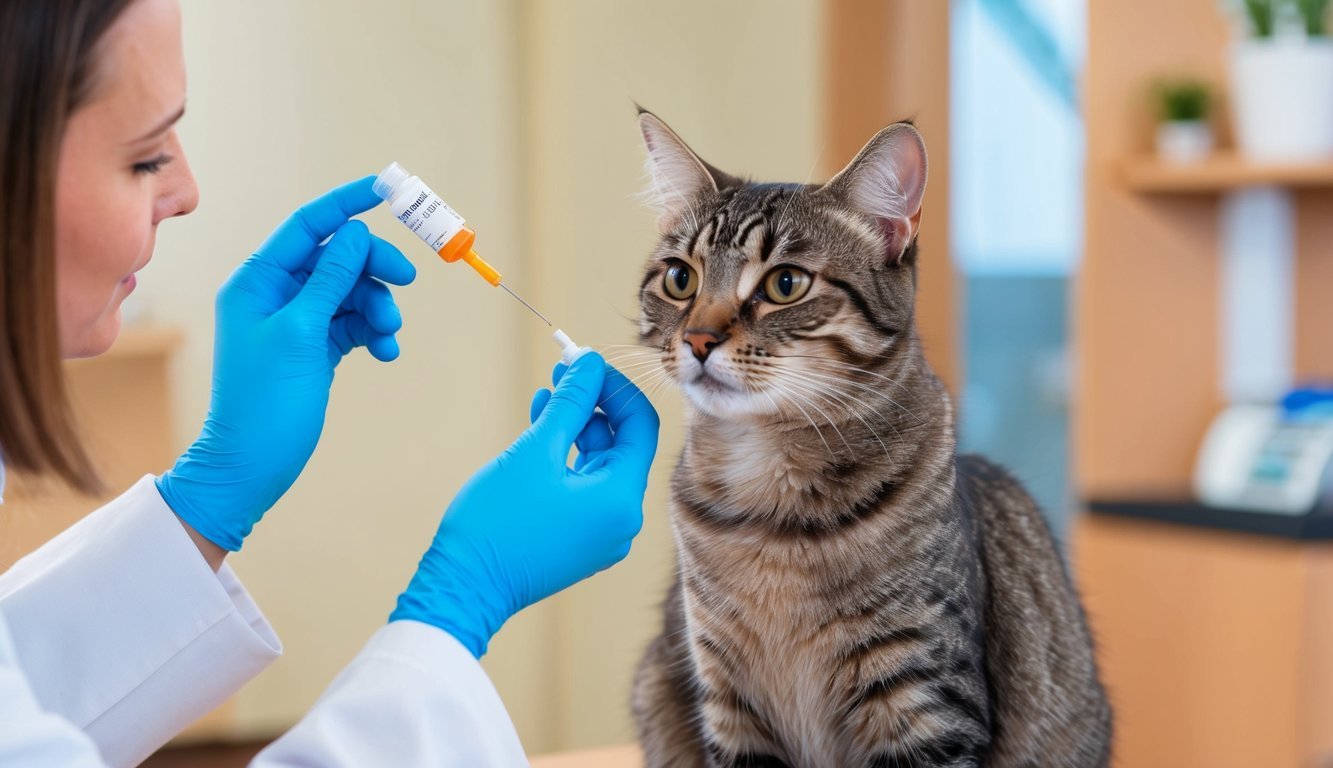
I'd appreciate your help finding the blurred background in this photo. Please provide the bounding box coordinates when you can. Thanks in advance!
[10,0,1333,765]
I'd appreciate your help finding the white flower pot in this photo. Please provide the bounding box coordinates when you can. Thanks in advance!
[1156,120,1214,163]
[1230,37,1333,161]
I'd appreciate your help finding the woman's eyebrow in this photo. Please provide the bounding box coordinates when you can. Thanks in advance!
[127,104,185,144]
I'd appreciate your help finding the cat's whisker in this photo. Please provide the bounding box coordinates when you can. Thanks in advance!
[763,380,833,456]
[793,360,926,424]
[772,355,924,412]
[599,346,664,358]
[772,352,916,393]
[776,367,916,431]
[774,372,890,460]
[607,366,676,423]
[770,363,907,408]
[764,380,841,461]
[608,359,671,376]
[773,371,894,462]
[763,362,921,432]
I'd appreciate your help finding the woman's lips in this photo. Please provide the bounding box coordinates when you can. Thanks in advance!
[121,273,137,291]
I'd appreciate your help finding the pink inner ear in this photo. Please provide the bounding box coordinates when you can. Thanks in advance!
[874,216,911,264]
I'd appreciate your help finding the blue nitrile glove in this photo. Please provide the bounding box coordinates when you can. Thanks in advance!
[391,351,660,657]
[157,177,417,551]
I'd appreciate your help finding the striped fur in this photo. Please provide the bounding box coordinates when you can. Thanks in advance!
[630,112,1111,767]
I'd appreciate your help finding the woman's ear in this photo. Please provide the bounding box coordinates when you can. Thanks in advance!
[818,122,928,264]
[637,108,739,232]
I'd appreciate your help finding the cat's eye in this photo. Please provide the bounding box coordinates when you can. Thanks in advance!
[761,267,812,304]
[663,260,699,300]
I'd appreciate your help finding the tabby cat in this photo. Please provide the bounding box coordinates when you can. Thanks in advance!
[628,110,1112,768]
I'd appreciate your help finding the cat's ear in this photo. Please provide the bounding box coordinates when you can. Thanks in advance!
[819,122,928,264]
[638,108,739,232]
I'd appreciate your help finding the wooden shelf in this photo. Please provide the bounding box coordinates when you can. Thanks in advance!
[1121,152,1333,193]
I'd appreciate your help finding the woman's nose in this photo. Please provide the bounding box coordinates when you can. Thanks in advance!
[155,135,199,223]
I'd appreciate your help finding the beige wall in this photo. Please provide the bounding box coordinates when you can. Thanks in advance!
[147,0,823,753]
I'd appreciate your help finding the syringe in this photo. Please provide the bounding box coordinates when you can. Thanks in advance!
[553,328,588,364]
[374,162,551,326]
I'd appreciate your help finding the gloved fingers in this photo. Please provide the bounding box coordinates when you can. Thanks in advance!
[530,388,610,467]
[301,233,415,288]
[550,357,655,472]
[529,388,553,424]
[295,220,373,321]
[575,412,614,455]
[366,235,416,286]
[597,362,660,477]
[218,253,306,316]
[531,351,607,461]
[344,275,403,335]
[543,366,617,455]
[255,176,382,273]
[329,312,401,362]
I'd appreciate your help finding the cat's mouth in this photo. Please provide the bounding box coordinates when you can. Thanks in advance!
[689,370,740,393]
[678,359,780,418]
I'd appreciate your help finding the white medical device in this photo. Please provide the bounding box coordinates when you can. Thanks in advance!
[1194,403,1333,515]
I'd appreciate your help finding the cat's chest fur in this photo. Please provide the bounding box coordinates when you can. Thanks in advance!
[684,418,840,511]
[672,419,896,764]
[677,523,855,763]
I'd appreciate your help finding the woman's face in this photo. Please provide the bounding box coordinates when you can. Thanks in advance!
[56,0,198,358]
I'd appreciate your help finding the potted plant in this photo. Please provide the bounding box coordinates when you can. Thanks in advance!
[1225,0,1333,160]
[1154,79,1214,163]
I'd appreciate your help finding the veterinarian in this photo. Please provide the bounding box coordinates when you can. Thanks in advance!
[0,0,659,764]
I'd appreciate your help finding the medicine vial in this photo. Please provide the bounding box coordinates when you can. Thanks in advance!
[373,162,500,285]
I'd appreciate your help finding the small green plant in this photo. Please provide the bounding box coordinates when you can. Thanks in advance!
[1297,0,1331,35]
[1238,0,1329,36]
[1155,79,1212,123]
[1245,0,1276,35]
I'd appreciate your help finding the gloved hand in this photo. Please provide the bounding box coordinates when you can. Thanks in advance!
[157,177,417,551]
[391,351,660,657]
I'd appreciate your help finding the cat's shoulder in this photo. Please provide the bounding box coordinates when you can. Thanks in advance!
[952,452,1045,524]
[954,452,1026,495]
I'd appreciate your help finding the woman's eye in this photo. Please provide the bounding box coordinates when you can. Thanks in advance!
[132,154,172,176]
[663,261,699,300]
[761,267,812,304]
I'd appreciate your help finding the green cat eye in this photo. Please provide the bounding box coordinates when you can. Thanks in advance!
[762,267,812,304]
[663,260,699,300]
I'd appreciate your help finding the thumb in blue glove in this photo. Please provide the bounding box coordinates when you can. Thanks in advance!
[391,351,660,657]
[157,177,416,551]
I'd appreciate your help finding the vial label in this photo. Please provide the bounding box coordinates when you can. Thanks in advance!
[390,183,466,252]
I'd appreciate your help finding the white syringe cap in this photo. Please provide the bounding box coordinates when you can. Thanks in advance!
[373,162,411,201]
[553,329,586,365]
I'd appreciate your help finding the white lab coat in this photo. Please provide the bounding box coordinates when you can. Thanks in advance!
[0,474,529,767]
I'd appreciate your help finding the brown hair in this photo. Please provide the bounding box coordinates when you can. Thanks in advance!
[0,0,137,493]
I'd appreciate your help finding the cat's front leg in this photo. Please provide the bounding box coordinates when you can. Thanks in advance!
[688,630,795,767]
[842,659,990,767]
[696,681,792,768]
[632,630,712,767]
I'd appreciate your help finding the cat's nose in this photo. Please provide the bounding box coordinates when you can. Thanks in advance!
[683,329,729,363]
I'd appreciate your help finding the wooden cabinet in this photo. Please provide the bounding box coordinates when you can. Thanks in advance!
[1076,514,1333,768]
